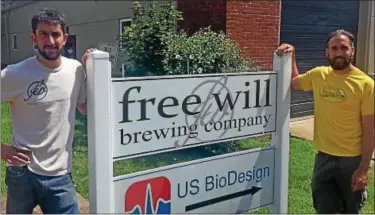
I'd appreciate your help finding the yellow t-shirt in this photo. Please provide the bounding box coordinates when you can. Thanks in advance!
[296,66,374,157]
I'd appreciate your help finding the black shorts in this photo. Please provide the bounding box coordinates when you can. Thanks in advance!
[311,151,367,214]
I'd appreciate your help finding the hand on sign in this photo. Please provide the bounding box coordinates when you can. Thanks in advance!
[81,48,97,66]
[1,144,31,166]
[275,43,295,56]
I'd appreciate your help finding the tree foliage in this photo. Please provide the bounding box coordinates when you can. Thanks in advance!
[118,1,260,155]
[120,0,258,76]
[163,28,258,75]
[120,1,183,76]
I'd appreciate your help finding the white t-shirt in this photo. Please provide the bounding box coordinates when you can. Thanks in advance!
[1,56,86,176]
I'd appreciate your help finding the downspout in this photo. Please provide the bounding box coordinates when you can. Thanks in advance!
[363,4,371,74]
[356,1,371,73]
[368,1,374,76]
[6,9,12,64]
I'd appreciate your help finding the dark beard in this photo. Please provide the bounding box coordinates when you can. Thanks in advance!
[327,56,351,70]
[36,46,63,61]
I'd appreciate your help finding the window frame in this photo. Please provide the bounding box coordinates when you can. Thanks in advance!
[119,18,132,50]
[12,34,17,50]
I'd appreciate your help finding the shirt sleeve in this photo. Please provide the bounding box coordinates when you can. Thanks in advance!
[294,67,320,91]
[77,65,87,104]
[1,66,23,101]
[361,79,374,116]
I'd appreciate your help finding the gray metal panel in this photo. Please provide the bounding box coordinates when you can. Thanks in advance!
[1,0,149,66]
[280,0,360,118]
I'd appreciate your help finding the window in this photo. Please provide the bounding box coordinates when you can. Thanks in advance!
[119,18,132,50]
[2,34,7,50]
[12,34,17,50]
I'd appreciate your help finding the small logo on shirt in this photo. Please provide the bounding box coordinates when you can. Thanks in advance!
[24,79,48,101]
[320,85,346,102]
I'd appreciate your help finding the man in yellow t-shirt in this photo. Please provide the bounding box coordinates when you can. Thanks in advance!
[276,29,374,214]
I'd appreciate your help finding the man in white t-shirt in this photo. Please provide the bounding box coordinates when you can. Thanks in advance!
[1,8,90,214]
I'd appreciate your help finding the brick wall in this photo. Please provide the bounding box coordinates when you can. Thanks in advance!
[177,0,281,71]
[226,1,281,70]
[177,0,226,35]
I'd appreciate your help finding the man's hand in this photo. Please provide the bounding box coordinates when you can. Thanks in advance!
[351,168,369,192]
[275,43,295,56]
[1,144,31,166]
[275,43,303,90]
[81,48,97,66]
[77,103,87,115]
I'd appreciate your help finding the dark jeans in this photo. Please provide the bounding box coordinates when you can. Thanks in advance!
[5,165,80,214]
[311,151,367,214]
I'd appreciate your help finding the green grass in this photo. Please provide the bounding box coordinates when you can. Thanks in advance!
[1,102,374,213]
[1,103,12,194]
[287,137,318,213]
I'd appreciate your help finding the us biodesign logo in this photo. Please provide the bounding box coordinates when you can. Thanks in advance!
[124,176,171,214]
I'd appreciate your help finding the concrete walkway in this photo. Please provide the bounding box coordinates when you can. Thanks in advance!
[289,115,374,165]
[289,115,314,141]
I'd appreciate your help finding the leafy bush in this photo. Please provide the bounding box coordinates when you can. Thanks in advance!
[120,0,258,76]
[163,28,258,74]
[120,0,183,76]
[118,0,259,155]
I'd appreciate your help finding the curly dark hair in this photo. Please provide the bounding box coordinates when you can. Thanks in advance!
[31,8,67,34]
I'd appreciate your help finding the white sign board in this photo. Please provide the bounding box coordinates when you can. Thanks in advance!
[98,43,118,73]
[113,148,274,213]
[86,51,292,214]
[111,73,277,159]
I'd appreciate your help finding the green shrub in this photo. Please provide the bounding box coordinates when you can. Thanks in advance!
[119,0,258,76]
[118,0,259,155]
[120,0,183,76]
[163,28,258,74]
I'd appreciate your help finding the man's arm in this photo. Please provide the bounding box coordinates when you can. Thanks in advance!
[275,43,312,91]
[76,48,96,116]
[76,66,87,115]
[290,52,302,90]
[352,80,375,191]
[352,114,374,191]
[359,81,375,170]
[358,115,374,171]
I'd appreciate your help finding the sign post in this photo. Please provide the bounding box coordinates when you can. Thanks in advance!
[86,51,113,213]
[270,53,292,213]
[86,50,291,214]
